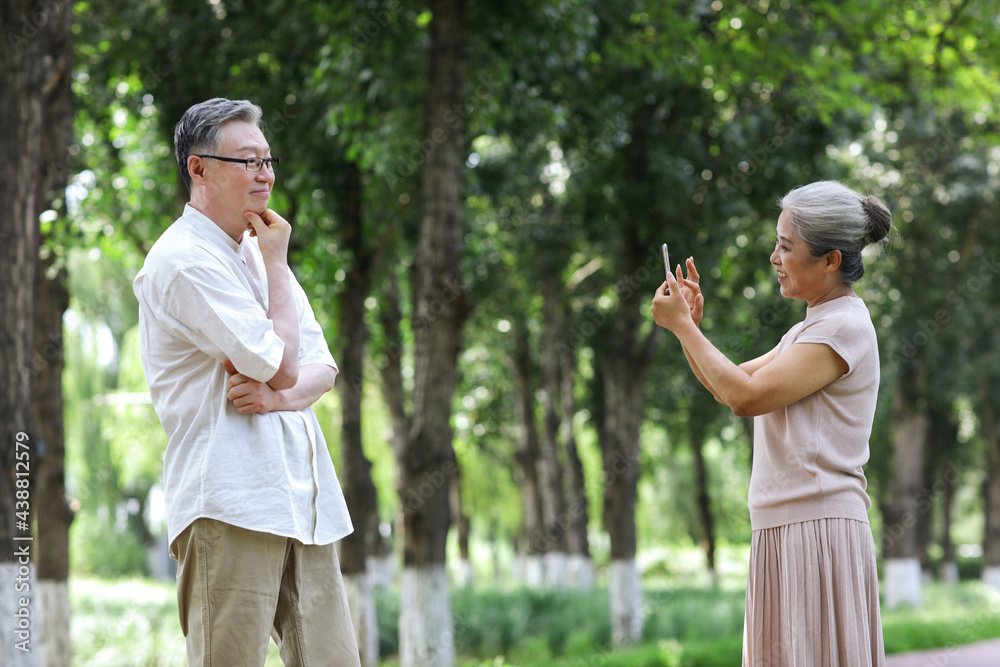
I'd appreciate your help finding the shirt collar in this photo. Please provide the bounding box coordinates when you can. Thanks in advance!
[806,293,860,317]
[182,204,241,254]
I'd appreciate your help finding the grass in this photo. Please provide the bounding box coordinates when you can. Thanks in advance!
[70,577,283,667]
[881,583,1000,655]
[69,576,1000,667]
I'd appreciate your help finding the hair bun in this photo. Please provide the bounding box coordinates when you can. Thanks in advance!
[860,195,892,246]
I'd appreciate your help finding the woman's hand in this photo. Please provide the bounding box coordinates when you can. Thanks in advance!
[651,271,695,333]
[676,257,703,327]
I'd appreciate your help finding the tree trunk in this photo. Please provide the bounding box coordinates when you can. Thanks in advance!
[688,397,717,586]
[539,276,569,586]
[602,351,644,645]
[882,379,928,609]
[450,465,473,587]
[981,379,1000,592]
[33,255,73,667]
[940,467,958,584]
[600,238,658,645]
[560,330,592,589]
[375,273,407,596]
[34,4,74,661]
[598,98,661,644]
[930,407,960,585]
[379,273,411,458]
[397,1,468,664]
[336,162,380,667]
[512,326,546,587]
[916,439,935,579]
[1,0,71,663]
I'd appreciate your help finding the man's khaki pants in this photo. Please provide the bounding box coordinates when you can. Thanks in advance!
[174,518,361,666]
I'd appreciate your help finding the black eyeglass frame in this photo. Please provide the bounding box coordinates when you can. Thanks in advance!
[195,154,280,172]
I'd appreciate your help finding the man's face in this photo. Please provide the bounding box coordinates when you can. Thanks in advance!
[201,120,274,220]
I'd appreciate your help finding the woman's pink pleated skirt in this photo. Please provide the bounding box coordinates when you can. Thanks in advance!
[743,517,886,666]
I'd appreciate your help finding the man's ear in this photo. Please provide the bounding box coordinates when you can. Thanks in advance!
[187,154,207,185]
[824,249,843,273]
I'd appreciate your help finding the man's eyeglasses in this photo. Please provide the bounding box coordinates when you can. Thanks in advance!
[196,155,280,172]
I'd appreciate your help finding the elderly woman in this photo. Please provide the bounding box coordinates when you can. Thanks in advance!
[651,181,892,666]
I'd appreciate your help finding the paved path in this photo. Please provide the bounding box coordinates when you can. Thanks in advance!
[885,639,1000,666]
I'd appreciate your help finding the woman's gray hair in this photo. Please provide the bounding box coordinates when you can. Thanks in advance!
[779,181,893,284]
[174,98,263,191]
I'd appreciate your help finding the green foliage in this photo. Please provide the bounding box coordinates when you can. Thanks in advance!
[375,584,741,662]
[71,577,183,666]
[70,512,150,578]
[881,583,1000,655]
[71,576,1000,666]
[642,587,745,643]
[60,0,1000,626]
[63,244,166,576]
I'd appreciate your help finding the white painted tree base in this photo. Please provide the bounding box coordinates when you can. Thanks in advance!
[544,552,568,588]
[609,558,644,645]
[453,558,475,588]
[523,555,545,588]
[368,554,395,590]
[37,579,71,667]
[0,563,41,667]
[399,565,454,667]
[983,565,1000,592]
[883,557,923,610]
[344,572,379,667]
[567,554,594,590]
[940,561,959,585]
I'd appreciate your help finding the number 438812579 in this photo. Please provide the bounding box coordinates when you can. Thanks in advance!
[14,431,30,527]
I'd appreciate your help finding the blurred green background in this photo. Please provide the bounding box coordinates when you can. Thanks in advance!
[7,0,1000,665]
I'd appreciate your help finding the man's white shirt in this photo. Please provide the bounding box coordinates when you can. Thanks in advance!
[133,204,352,554]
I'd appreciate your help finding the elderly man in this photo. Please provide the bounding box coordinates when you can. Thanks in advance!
[133,97,360,666]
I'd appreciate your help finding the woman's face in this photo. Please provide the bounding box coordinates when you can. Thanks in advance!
[769,209,830,302]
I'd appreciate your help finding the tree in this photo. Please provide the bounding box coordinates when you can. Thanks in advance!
[333,162,382,667]
[983,377,1000,591]
[33,252,74,667]
[73,2,410,658]
[1,0,73,664]
[396,1,471,664]
[32,5,75,662]
[859,102,999,606]
[511,321,547,585]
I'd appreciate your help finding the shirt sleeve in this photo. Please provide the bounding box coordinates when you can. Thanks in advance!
[155,263,285,383]
[289,270,338,375]
[794,311,866,375]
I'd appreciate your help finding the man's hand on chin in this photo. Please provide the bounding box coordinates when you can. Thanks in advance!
[244,209,292,266]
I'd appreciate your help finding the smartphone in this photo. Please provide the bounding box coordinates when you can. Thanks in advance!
[661,243,671,280]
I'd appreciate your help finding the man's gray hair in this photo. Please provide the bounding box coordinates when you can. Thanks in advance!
[779,181,892,284]
[174,98,263,191]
